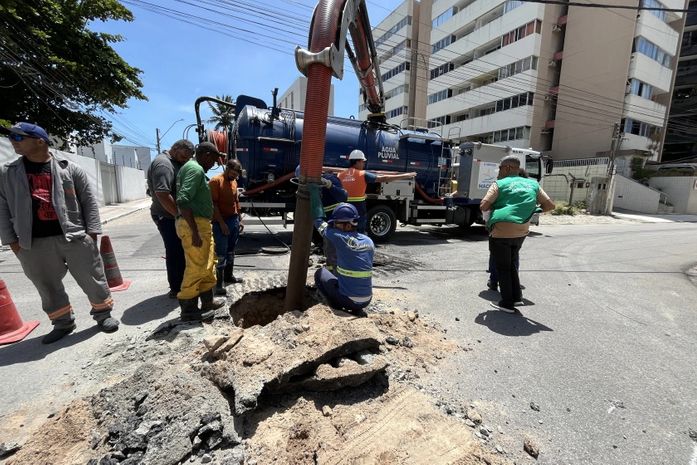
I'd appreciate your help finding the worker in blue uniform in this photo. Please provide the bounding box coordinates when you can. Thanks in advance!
[309,184,374,316]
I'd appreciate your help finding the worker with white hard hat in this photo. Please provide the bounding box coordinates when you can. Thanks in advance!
[338,149,416,234]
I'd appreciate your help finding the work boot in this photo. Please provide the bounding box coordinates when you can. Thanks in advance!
[179,298,214,322]
[97,316,120,333]
[199,289,226,312]
[214,269,227,296]
[224,263,243,284]
[41,323,77,344]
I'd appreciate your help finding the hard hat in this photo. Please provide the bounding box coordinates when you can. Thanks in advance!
[348,149,367,161]
[328,203,359,224]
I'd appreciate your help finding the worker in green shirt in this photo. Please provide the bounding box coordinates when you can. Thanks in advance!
[175,142,226,321]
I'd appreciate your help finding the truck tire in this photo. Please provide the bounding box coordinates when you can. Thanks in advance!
[367,205,397,242]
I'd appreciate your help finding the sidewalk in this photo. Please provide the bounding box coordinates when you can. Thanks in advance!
[612,211,697,223]
[99,197,151,224]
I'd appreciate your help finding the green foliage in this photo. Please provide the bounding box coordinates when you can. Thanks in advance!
[208,95,235,131]
[630,157,653,181]
[0,0,146,146]
[551,202,577,216]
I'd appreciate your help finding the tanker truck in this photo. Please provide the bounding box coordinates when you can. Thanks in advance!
[194,94,549,242]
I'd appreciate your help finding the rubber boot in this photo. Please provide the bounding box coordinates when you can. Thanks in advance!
[224,263,243,284]
[214,269,227,296]
[179,298,214,322]
[200,288,226,312]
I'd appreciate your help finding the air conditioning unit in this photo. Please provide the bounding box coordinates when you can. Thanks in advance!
[548,59,557,67]
[552,24,563,32]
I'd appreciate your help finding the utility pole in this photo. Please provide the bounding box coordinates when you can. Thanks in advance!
[155,128,161,154]
[604,122,622,215]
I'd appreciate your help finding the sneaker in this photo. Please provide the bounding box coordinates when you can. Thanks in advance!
[486,280,498,291]
[490,301,516,314]
[41,323,77,344]
[514,300,525,307]
[97,317,120,333]
[167,290,178,299]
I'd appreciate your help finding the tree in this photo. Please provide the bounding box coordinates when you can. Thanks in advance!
[208,95,235,130]
[0,0,146,147]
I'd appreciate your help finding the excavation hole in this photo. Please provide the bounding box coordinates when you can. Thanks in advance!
[229,286,318,328]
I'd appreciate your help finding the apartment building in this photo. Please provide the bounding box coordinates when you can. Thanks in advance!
[279,76,335,116]
[662,0,697,161]
[358,0,432,126]
[420,0,684,160]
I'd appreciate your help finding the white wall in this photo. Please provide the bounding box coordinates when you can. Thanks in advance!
[649,176,697,214]
[116,165,147,202]
[613,174,660,214]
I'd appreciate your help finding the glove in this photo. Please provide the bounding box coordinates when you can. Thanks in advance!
[321,177,333,189]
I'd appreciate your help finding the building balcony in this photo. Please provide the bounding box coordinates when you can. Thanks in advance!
[628,53,674,94]
[624,94,667,127]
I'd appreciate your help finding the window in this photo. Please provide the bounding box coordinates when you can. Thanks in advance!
[428,88,452,104]
[433,35,455,53]
[633,37,672,67]
[470,126,531,144]
[385,84,409,100]
[386,106,408,119]
[497,56,538,80]
[428,115,451,128]
[628,79,654,99]
[432,8,455,28]
[641,0,667,22]
[382,62,410,82]
[504,0,523,13]
[380,40,409,64]
[430,62,454,80]
[376,16,412,48]
[622,117,660,137]
[500,20,541,48]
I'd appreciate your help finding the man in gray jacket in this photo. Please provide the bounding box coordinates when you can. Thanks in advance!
[0,122,119,344]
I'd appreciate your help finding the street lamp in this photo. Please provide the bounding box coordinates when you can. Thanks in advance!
[156,118,184,154]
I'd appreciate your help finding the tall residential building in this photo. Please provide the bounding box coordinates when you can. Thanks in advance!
[423,0,684,160]
[358,0,432,126]
[662,0,697,161]
[279,76,334,116]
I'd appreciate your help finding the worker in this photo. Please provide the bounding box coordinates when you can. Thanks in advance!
[480,155,555,313]
[310,184,374,316]
[175,142,227,321]
[337,149,416,234]
[0,122,119,343]
[147,139,194,298]
[210,158,244,296]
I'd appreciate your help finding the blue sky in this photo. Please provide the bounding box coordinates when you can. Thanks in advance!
[94,0,404,154]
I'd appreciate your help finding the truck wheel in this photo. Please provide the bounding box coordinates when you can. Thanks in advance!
[367,206,397,242]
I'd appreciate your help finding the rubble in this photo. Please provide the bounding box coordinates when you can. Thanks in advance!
[523,436,540,459]
[0,442,21,458]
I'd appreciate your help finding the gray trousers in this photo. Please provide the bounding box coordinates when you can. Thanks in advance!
[16,235,113,328]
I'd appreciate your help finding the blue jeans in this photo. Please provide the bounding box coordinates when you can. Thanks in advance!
[314,267,371,313]
[351,201,368,234]
[153,215,185,293]
[212,215,240,271]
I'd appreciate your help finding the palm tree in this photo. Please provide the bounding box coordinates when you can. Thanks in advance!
[208,95,235,130]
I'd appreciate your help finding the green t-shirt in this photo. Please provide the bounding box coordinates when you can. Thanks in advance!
[176,160,213,219]
[488,176,539,229]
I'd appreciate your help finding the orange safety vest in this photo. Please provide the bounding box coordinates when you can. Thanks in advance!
[337,168,367,202]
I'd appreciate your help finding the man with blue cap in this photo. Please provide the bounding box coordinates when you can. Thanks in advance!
[310,183,374,316]
[0,122,119,343]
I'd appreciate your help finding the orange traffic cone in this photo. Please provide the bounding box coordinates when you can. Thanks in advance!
[99,235,131,291]
[0,279,39,344]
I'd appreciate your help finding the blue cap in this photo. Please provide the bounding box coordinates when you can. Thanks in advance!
[1,122,50,143]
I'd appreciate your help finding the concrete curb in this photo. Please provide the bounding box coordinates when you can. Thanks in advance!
[101,206,149,225]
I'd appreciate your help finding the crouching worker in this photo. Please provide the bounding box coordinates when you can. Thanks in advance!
[175,142,227,321]
[309,184,374,316]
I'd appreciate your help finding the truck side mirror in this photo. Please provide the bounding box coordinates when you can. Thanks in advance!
[545,159,554,174]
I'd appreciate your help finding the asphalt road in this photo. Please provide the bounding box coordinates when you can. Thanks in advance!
[376,220,697,465]
[1,211,696,465]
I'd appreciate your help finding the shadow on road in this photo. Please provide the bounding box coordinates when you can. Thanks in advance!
[0,326,100,366]
[474,310,553,336]
[120,294,179,326]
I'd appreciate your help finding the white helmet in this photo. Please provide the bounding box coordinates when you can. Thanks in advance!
[348,149,367,161]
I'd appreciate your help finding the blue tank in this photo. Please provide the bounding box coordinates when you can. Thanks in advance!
[233,105,451,199]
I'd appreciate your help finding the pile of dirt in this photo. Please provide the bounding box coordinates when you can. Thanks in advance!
[4,292,506,465]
